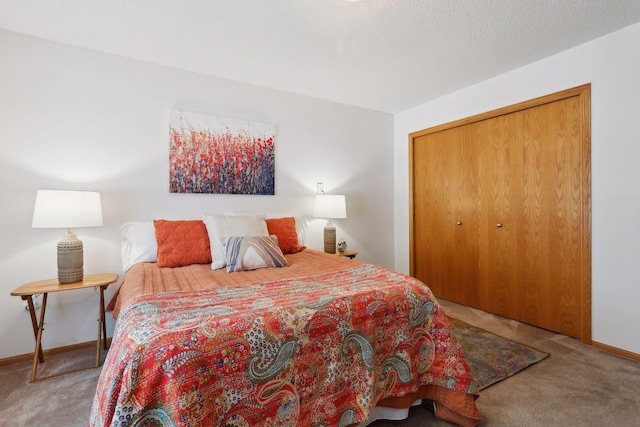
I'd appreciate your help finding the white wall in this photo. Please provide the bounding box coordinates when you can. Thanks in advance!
[394,23,640,354]
[0,30,394,360]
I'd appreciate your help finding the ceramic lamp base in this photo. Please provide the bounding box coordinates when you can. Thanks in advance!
[323,219,336,253]
[57,232,83,284]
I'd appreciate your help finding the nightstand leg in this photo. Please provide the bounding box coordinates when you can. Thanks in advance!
[30,293,48,383]
[24,295,45,363]
[101,286,108,350]
[96,285,107,367]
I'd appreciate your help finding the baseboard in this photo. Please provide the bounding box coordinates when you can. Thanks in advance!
[0,338,112,368]
[592,341,640,361]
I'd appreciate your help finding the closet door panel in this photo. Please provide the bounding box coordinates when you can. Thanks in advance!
[442,126,479,305]
[412,133,445,296]
[522,96,583,338]
[409,85,590,342]
[477,112,525,319]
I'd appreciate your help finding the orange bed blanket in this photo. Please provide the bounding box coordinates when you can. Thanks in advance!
[97,250,481,426]
[108,249,359,318]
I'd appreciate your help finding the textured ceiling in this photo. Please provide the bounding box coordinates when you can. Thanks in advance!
[1,0,640,113]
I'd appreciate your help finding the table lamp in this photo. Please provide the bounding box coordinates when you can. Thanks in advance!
[32,190,103,284]
[313,194,347,253]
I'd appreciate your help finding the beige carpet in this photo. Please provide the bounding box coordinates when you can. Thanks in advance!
[1,299,639,426]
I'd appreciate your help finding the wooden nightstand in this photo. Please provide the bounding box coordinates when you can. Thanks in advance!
[11,273,118,382]
[336,250,358,259]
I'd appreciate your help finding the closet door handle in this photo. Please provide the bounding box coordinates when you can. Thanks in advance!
[496,223,503,228]
[456,221,462,226]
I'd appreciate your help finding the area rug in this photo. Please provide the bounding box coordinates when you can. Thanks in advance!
[449,317,549,390]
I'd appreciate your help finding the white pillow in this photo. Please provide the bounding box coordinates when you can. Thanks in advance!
[293,216,307,246]
[120,221,157,272]
[202,213,269,269]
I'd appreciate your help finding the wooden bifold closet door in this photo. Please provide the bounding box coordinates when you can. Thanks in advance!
[409,85,591,342]
[476,111,525,321]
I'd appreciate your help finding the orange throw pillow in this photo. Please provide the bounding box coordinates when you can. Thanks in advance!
[266,217,306,254]
[154,220,212,268]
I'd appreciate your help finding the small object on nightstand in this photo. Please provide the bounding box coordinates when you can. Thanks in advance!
[336,250,357,259]
[337,239,347,254]
[11,273,118,382]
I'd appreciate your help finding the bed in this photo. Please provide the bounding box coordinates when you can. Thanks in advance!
[89,216,481,427]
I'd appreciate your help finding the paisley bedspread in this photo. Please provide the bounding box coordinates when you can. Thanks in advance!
[90,264,479,426]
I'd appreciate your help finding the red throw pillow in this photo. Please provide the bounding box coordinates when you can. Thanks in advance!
[154,220,212,267]
[266,217,306,254]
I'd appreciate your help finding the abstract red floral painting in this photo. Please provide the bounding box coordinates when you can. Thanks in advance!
[169,110,276,195]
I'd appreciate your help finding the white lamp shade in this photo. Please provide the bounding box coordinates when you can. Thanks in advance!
[314,194,347,219]
[32,190,103,229]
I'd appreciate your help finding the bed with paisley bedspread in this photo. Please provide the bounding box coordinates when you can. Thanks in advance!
[89,249,481,427]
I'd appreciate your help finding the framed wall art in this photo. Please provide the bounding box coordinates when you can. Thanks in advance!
[169,109,276,195]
